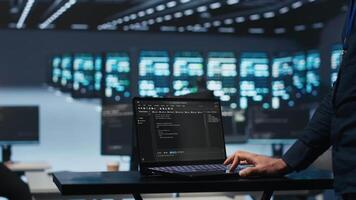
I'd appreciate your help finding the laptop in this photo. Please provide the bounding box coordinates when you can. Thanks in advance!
[133,97,252,178]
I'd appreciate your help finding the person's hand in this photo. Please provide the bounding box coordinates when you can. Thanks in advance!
[224,151,289,177]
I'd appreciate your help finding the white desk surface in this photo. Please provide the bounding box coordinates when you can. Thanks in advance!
[6,161,51,172]
[25,171,59,194]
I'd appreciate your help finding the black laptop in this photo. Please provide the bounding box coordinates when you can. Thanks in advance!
[133,97,252,178]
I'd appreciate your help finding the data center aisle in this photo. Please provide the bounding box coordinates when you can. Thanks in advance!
[0,86,271,172]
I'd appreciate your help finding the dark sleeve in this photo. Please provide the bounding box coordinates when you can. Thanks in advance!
[0,164,31,200]
[282,90,334,171]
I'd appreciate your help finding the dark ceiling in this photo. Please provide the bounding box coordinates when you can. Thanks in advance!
[0,0,347,35]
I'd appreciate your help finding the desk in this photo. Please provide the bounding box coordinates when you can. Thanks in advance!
[26,171,59,197]
[6,162,51,172]
[53,169,333,200]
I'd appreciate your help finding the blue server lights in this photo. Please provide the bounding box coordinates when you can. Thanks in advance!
[49,48,329,110]
[94,55,103,96]
[271,56,295,109]
[207,52,238,109]
[60,54,73,92]
[173,51,204,96]
[292,53,307,99]
[138,51,170,97]
[51,56,62,86]
[331,45,343,86]
[72,54,96,97]
[306,51,321,97]
[103,53,131,104]
[239,53,270,110]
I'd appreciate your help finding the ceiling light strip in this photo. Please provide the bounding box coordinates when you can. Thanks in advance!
[39,0,77,29]
[16,0,35,29]
[195,0,314,28]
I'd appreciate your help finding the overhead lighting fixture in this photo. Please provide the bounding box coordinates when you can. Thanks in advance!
[279,7,289,14]
[39,0,77,29]
[192,27,207,32]
[192,24,203,32]
[124,16,130,22]
[312,22,324,29]
[213,20,221,27]
[263,11,275,18]
[227,0,239,5]
[155,17,163,23]
[197,5,207,13]
[166,1,177,8]
[115,18,123,25]
[249,28,264,34]
[138,11,146,17]
[291,1,303,9]
[249,14,260,21]
[16,0,35,29]
[130,14,137,20]
[97,23,116,30]
[210,2,221,10]
[218,27,235,33]
[174,12,183,18]
[184,9,194,16]
[156,4,166,11]
[146,8,155,15]
[194,24,202,29]
[294,25,306,31]
[274,27,286,34]
[97,24,109,30]
[164,14,172,21]
[204,22,211,28]
[224,18,233,25]
[180,0,191,3]
[148,19,155,25]
[235,16,245,23]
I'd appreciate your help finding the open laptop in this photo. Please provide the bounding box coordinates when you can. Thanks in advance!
[133,97,252,178]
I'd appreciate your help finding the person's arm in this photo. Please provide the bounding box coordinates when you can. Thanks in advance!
[225,90,334,176]
[282,90,333,171]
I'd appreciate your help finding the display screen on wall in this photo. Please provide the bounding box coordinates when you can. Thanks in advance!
[138,51,170,97]
[94,55,103,97]
[60,54,73,92]
[271,56,295,109]
[101,104,133,156]
[72,54,96,98]
[239,52,270,110]
[306,51,321,98]
[292,53,307,100]
[51,55,62,87]
[172,51,204,96]
[103,52,131,104]
[331,45,343,86]
[207,52,238,109]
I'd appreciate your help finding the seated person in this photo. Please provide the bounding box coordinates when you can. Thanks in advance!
[0,163,31,200]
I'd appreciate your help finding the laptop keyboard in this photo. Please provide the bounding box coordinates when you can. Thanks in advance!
[150,164,249,174]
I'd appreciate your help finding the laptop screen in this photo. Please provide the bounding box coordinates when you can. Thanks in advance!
[134,98,226,164]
